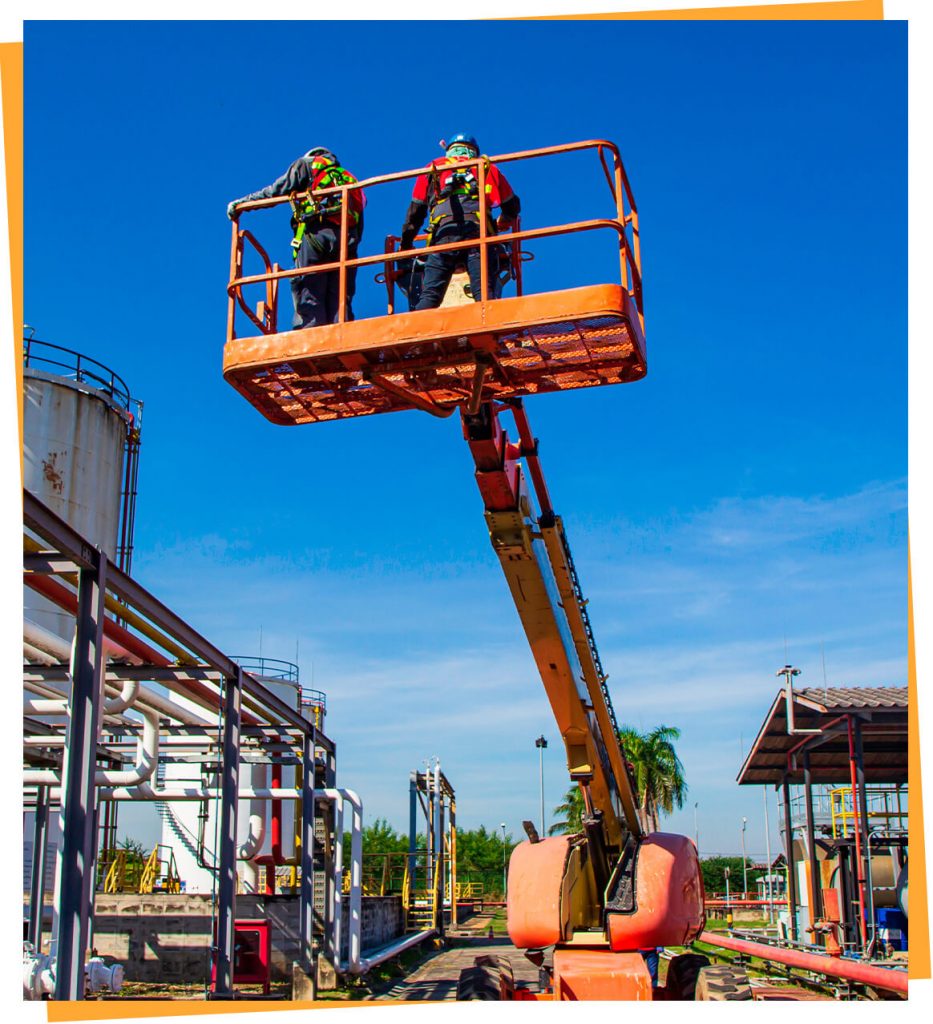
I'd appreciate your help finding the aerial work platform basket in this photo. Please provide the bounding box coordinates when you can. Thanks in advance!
[223,141,646,425]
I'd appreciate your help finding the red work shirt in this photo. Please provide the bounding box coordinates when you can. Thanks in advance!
[411,156,516,209]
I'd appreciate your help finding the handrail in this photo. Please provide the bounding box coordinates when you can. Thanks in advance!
[229,219,641,304]
[226,139,643,342]
[232,230,278,335]
[23,337,135,412]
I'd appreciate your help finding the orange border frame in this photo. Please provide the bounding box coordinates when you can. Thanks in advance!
[2,2,925,1017]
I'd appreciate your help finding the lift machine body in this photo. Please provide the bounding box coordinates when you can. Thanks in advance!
[223,140,705,1000]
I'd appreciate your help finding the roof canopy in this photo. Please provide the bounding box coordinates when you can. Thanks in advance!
[737,686,908,787]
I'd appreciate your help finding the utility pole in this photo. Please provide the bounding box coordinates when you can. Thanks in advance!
[741,816,749,898]
[694,801,699,854]
[535,735,548,835]
[500,822,507,900]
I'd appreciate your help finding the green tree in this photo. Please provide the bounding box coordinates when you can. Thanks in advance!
[456,826,513,899]
[361,817,408,856]
[617,724,687,832]
[118,835,148,867]
[700,856,765,897]
[548,785,584,836]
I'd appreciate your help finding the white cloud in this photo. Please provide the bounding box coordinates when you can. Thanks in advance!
[126,478,905,848]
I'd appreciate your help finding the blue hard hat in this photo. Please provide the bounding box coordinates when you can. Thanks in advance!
[446,133,479,155]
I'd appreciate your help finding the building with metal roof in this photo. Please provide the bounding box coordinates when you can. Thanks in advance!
[736,670,908,961]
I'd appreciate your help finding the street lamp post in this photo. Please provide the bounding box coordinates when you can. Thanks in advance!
[741,816,748,898]
[535,735,548,835]
[500,823,507,901]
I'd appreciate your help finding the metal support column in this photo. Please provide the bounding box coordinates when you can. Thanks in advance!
[803,752,823,926]
[438,789,446,936]
[298,730,316,985]
[450,798,457,929]
[782,774,798,942]
[28,787,51,950]
[53,552,107,1001]
[408,773,418,891]
[853,716,872,948]
[213,667,243,998]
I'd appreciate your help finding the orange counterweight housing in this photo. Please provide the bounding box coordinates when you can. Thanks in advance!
[607,833,706,951]
[507,836,571,949]
[553,950,652,1001]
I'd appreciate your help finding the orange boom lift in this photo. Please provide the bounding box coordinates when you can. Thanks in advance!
[223,141,707,1000]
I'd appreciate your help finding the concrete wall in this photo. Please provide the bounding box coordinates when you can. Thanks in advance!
[339,893,405,959]
[92,893,404,983]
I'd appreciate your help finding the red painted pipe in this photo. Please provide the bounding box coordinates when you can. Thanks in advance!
[699,931,907,994]
[25,573,260,725]
[270,761,283,863]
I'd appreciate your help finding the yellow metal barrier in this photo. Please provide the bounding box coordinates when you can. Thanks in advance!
[139,844,181,894]
[830,786,908,838]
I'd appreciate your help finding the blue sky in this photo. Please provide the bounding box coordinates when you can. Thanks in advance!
[23,19,907,855]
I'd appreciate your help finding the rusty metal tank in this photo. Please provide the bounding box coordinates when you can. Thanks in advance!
[22,336,140,638]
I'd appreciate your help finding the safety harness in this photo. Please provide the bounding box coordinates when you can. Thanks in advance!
[290,155,362,259]
[424,155,496,246]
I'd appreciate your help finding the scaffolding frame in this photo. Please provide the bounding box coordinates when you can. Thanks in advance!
[23,490,333,999]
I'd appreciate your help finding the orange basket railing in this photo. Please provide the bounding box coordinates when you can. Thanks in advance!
[226,139,643,344]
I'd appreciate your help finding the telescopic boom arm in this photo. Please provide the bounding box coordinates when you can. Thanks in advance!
[462,399,642,850]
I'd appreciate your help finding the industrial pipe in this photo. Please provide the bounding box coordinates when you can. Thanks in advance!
[354,929,437,975]
[325,788,363,975]
[698,931,907,994]
[238,764,268,893]
[24,705,160,788]
[24,619,142,713]
[24,573,261,724]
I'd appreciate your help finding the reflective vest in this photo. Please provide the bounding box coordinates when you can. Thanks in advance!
[425,156,496,242]
[290,156,363,254]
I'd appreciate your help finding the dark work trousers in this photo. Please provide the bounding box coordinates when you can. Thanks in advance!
[414,235,501,310]
[291,224,360,328]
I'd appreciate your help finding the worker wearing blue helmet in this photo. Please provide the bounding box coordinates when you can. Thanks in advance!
[399,134,521,310]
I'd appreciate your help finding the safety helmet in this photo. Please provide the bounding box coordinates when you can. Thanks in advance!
[304,146,338,165]
[445,133,479,157]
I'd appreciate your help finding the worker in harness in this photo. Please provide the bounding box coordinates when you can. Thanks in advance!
[399,134,521,310]
[227,148,365,328]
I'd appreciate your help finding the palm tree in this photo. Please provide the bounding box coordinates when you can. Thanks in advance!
[618,724,687,832]
[548,785,584,836]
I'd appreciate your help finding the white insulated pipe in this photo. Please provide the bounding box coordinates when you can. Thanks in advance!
[238,764,268,893]
[354,929,436,975]
[314,788,362,975]
[24,705,160,788]
[23,618,140,715]
[24,642,58,666]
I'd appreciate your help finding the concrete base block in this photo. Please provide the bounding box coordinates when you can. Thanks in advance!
[316,955,338,991]
[291,962,316,1001]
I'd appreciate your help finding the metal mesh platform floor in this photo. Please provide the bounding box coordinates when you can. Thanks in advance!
[223,285,647,425]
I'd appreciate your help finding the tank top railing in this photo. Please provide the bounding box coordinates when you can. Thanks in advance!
[22,337,135,412]
[226,140,643,343]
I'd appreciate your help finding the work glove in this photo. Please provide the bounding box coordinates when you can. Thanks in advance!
[400,230,416,252]
[496,215,517,232]
[226,200,240,220]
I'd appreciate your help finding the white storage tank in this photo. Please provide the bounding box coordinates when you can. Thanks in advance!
[160,658,324,894]
[22,336,141,638]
